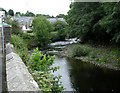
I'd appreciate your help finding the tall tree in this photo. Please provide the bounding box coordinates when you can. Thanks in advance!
[25,11,35,17]
[0,8,7,16]
[15,12,21,16]
[8,9,14,16]
[32,16,53,47]
[56,14,65,18]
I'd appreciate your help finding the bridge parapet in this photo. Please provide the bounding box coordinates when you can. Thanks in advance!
[0,11,39,92]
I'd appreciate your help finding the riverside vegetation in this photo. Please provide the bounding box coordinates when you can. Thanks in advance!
[10,17,65,92]
[66,44,120,70]
[9,2,120,91]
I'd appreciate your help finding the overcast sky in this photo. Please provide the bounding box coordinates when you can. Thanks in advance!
[0,0,72,16]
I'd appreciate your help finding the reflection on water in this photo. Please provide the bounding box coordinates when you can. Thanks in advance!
[52,56,74,91]
[52,56,120,92]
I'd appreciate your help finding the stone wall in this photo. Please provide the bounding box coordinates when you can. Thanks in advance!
[6,43,40,92]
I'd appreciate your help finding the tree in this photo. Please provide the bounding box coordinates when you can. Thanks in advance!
[15,12,21,16]
[52,20,67,40]
[56,14,65,18]
[36,14,53,18]
[8,9,14,16]
[0,8,7,16]
[32,16,53,47]
[66,2,104,40]
[9,20,21,34]
[25,11,35,17]
[66,2,120,45]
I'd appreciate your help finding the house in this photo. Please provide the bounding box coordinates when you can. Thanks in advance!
[13,17,66,32]
[47,18,66,23]
[13,16,34,32]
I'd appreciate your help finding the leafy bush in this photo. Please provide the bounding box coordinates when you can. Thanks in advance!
[32,16,53,47]
[50,32,61,42]
[67,44,91,57]
[28,48,54,71]
[28,48,64,92]
[52,20,67,41]
[11,35,29,64]
[9,20,22,35]
[20,32,37,49]
[66,2,120,45]
[27,30,33,33]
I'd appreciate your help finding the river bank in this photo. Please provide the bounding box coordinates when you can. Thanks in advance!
[50,43,120,71]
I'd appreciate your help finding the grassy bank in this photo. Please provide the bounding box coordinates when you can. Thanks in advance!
[65,44,120,70]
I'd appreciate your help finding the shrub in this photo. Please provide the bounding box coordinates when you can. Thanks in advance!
[50,32,60,42]
[52,20,67,41]
[28,48,64,92]
[67,44,91,57]
[11,35,29,64]
[32,16,53,47]
[28,48,54,71]
[27,30,33,33]
[9,20,22,35]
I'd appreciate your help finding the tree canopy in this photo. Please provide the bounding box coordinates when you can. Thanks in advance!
[32,16,53,47]
[0,8,8,16]
[8,9,14,16]
[66,2,120,45]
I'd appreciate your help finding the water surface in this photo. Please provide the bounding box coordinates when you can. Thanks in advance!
[52,56,120,92]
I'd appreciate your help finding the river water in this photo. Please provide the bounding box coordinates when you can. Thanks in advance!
[53,56,120,92]
[49,39,120,92]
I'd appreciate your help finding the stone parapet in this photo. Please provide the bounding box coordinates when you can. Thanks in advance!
[6,43,39,92]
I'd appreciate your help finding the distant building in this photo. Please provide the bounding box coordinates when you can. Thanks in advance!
[13,16,66,32]
[47,18,66,23]
[13,16,33,32]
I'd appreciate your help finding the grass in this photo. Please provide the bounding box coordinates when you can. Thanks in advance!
[66,44,120,70]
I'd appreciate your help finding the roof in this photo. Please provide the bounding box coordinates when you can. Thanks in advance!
[13,16,66,25]
[47,18,66,23]
[13,16,34,25]
[0,23,11,27]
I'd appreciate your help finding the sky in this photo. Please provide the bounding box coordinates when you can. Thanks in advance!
[0,0,72,16]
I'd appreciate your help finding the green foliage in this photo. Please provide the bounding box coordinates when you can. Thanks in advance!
[32,71,64,92]
[9,20,21,35]
[66,2,120,45]
[52,20,67,41]
[50,32,60,42]
[88,47,120,65]
[36,14,54,18]
[20,32,37,49]
[67,44,120,68]
[24,11,35,17]
[56,14,65,18]
[28,48,54,71]
[11,35,29,64]
[28,48,64,92]
[8,9,14,16]
[15,12,21,16]
[32,16,53,47]
[0,8,7,16]
[67,44,91,57]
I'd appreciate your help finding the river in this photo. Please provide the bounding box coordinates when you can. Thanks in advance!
[49,38,120,92]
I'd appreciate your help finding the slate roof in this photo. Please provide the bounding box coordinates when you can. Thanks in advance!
[13,16,66,24]
[13,16,33,25]
[47,18,65,23]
